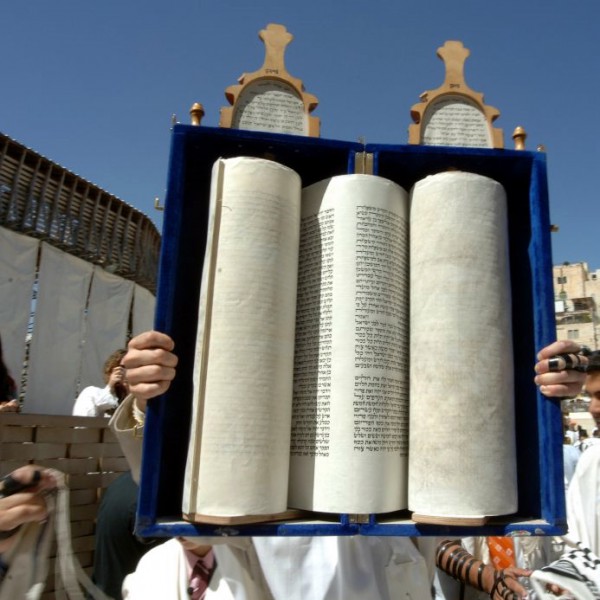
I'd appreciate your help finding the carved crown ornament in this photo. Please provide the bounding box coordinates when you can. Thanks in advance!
[188,30,532,151]
[408,40,503,149]
[217,23,320,137]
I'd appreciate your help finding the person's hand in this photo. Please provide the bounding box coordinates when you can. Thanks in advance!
[107,365,126,391]
[534,340,586,398]
[0,399,20,413]
[0,466,57,550]
[121,331,178,411]
[489,567,532,599]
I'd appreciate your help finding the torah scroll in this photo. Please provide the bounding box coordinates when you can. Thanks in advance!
[408,171,517,523]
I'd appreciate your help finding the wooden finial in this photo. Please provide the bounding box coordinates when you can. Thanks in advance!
[408,41,503,148]
[437,40,471,89]
[190,103,205,126]
[258,23,293,75]
[512,126,527,150]
[219,23,320,136]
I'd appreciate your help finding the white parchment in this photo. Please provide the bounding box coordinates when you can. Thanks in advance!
[408,171,517,518]
[288,174,410,513]
[183,156,301,517]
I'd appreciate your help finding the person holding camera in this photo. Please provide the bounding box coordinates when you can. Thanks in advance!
[72,348,128,417]
[83,348,164,598]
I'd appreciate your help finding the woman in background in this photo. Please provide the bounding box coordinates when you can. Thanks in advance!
[72,348,128,417]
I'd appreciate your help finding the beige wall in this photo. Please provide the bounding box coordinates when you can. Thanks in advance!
[554,263,589,299]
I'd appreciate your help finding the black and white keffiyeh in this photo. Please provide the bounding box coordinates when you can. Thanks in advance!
[530,539,600,600]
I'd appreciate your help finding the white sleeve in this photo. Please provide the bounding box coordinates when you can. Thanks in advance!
[92,384,120,414]
[72,386,96,416]
[72,385,118,417]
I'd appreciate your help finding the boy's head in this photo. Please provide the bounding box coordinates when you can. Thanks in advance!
[584,351,600,428]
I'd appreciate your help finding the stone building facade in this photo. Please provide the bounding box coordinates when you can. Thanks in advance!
[553,262,600,349]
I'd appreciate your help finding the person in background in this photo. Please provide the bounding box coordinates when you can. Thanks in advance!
[122,535,270,599]
[1,465,111,598]
[92,470,163,600]
[564,421,578,445]
[535,340,600,555]
[0,335,19,413]
[72,349,127,417]
[435,535,563,599]
[587,428,600,448]
[580,428,600,452]
[530,342,600,597]
[563,435,581,489]
[0,465,58,595]
[84,350,161,598]
[535,341,600,554]
[574,428,589,452]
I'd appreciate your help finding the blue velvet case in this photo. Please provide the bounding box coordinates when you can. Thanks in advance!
[136,124,565,538]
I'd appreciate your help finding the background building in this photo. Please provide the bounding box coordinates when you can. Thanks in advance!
[553,261,600,349]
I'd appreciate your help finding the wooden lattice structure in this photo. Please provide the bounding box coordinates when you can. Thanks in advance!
[0,413,128,598]
[0,132,160,292]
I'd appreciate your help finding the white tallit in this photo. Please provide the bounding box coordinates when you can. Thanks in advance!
[122,538,272,599]
[566,444,600,555]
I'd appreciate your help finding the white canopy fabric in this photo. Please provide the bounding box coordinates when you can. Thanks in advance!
[132,283,156,336]
[25,243,94,415]
[0,226,39,390]
[1,230,155,415]
[78,266,134,392]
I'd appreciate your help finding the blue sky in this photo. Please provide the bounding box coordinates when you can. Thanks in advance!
[3,1,598,269]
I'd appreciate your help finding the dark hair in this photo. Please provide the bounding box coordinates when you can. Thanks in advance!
[103,349,128,402]
[586,350,600,374]
[103,349,127,378]
[0,335,16,402]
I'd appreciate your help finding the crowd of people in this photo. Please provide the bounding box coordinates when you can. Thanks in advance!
[0,332,599,598]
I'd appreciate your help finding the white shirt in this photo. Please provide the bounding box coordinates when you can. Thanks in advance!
[72,384,119,417]
[123,537,433,600]
[567,443,600,554]
[252,536,433,600]
[122,538,271,599]
[563,443,581,488]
